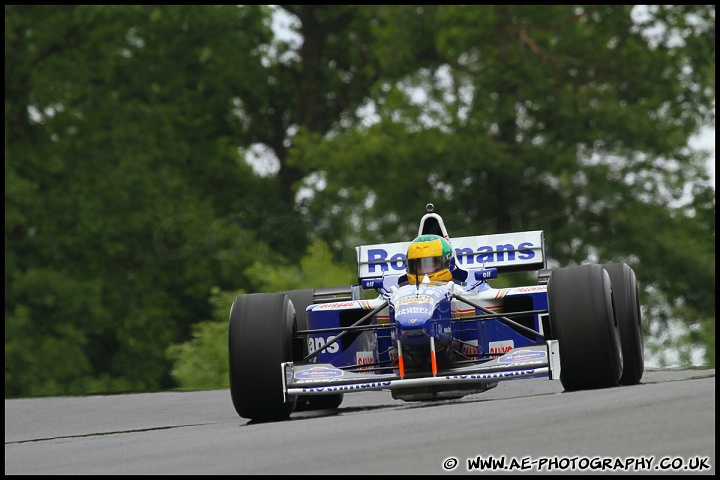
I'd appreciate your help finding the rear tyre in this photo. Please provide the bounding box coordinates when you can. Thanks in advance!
[229,293,296,422]
[548,264,622,391]
[281,289,344,412]
[602,263,644,385]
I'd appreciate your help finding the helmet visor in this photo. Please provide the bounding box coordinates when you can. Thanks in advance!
[407,256,444,276]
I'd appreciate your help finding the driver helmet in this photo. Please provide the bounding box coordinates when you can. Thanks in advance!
[406,234,455,283]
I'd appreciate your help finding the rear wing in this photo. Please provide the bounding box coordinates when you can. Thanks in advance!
[356,230,546,281]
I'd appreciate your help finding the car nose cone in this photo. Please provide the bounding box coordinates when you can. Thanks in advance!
[395,311,434,345]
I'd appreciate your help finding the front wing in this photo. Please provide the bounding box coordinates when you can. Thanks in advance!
[283,341,561,399]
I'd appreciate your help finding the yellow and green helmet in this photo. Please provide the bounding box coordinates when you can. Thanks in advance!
[405,234,455,283]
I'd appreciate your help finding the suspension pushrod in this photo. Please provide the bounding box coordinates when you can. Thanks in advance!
[452,293,546,340]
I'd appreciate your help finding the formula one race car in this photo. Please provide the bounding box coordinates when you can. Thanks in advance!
[228,204,644,422]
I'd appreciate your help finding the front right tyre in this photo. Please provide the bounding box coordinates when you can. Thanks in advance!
[280,289,344,412]
[228,293,297,422]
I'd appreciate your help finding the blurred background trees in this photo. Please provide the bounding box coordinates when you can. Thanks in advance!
[5,5,714,396]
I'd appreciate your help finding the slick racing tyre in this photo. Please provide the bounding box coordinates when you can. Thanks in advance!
[281,289,344,412]
[229,293,297,422]
[280,289,315,363]
[602,263,644,385]
[548,264,623,391]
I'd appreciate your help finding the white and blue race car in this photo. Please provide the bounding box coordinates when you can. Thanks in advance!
[228,204,644,422]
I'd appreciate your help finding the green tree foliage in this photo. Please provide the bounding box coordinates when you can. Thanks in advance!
[5,6,714,398]
[289,5,715,366]
[166,287,238,391]
[5,5,303,396]
[167,239,355,390]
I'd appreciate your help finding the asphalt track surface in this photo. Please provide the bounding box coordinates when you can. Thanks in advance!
[5,369,715,475]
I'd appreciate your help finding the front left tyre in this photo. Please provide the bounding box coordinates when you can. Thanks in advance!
[548,264,623,391]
